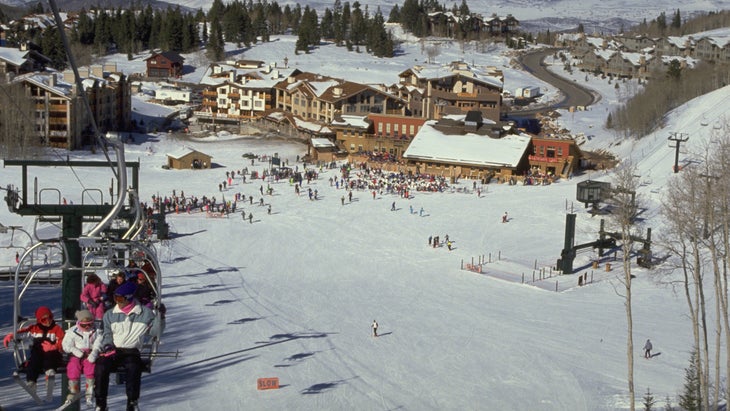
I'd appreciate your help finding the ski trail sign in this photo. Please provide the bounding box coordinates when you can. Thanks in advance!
[257,377,279,390]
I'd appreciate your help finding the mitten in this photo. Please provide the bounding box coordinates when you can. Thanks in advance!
[3,333,13,348]
[42,340,56,352]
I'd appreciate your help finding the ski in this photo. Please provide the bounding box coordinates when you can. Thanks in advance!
[54,392,81,411]
[45,371,56,402]
[12,372,44,404]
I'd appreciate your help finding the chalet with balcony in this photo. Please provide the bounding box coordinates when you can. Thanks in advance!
[145,51,184,78]
[273,71,406,124]
[196,63,292,124]
[14,64,131,150]
[397,61,503,121]
[484,14,519,35]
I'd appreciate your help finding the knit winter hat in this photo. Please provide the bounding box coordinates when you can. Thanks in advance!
[75,309,93,322]
[35,306,53,322]
[114,281,137,300]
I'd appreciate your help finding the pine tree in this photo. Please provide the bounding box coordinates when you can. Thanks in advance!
[320,8,334,40]
[76,11,95,45]
[642,387,656,411]
[671,9,682,29]
[206,18,225,61]
[40,27,65,70]
[678,348,701,411]
[387,5,400,23]
[350,2,366,46]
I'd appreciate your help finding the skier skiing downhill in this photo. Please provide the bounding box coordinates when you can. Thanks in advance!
[643,339,653,359]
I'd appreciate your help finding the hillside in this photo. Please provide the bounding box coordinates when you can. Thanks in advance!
[1,29,730,410]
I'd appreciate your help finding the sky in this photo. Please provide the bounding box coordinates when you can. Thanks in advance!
[1,27,730,411]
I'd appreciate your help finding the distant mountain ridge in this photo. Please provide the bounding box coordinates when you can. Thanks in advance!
[2,0,728,34]
[1,0,197,13]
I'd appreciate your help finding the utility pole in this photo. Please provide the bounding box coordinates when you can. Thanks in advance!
[668,132,689,173]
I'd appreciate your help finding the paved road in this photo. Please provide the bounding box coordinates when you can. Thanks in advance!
[510,48,598,116]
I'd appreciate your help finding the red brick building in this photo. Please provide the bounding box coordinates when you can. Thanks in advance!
[528,136,582,178]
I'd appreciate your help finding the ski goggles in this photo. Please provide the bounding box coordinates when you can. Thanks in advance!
[78,321,94,329]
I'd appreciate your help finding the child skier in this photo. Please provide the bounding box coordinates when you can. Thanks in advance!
[62,309,98,406]
[3,306,65,397]
[81,273,107,320]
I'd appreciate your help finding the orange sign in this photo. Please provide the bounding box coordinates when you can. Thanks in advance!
[257,377,280,390]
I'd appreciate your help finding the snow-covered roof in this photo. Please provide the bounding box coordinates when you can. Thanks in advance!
[617,51,653,66]
[292,117,333,134]
[0,47,30,67]
[331,115,370,129]
[403,120,531,168]
[166,147,210,159]
[14,72,73,98]
[307,80,340,97]
[402,62,503,89]
[311,138,336,148]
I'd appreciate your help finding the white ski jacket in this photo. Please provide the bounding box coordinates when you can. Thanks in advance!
[62,325,97,358]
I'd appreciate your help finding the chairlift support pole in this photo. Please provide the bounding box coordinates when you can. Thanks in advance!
[668,132,689,173]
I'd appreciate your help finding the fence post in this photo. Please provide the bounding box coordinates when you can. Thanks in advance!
[471,257,474,266]
[534,259,537,269]
[461,259,463,269]
[522,273,524,284]
[498,250,501,260]
[489,253,492,263]
[555,281,558,292]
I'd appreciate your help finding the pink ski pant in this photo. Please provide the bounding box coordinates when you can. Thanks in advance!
[66,356,95,380]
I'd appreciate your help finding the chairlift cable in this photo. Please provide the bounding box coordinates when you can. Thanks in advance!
[47,0,119,180]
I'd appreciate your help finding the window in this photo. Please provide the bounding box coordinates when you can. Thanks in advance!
[386,123,391,134]
[410,125,415,135]
[378,123,383,134]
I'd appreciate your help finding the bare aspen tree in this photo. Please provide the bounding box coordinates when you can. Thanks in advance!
[662,164,712,410]
[425,44,440,64]
[609,162,641,410]
[700,127,730,409]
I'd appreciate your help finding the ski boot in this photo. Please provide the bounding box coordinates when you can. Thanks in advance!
[85,378,95,406]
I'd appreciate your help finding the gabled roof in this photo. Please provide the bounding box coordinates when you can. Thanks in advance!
[398,61,503,89]
[166,147,210,160]
[146,51,185,64]
[13,72,73,99]
[0,47,50,67]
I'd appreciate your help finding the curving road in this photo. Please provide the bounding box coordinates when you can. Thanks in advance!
[511,48,598,116]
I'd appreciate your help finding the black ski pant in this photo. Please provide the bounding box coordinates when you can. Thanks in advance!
[26,344,62,383]
[94,348,143,407]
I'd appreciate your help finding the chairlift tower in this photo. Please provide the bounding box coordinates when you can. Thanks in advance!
[4,159,139,319]
[668,132,689,173]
